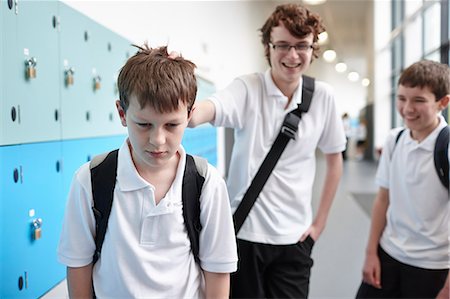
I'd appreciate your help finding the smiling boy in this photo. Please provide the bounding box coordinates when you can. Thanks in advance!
[189,4,345,298]
[356,60,449,298]
[57,45,238,298]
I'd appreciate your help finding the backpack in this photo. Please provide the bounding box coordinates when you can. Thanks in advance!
[89,149,207,265]
[394,126,449,190]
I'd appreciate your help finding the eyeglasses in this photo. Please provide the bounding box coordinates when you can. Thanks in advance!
[268,42,314,54]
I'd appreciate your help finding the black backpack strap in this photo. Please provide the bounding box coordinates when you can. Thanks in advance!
[434,126,449,190]
[90,149,119,265]
[233,76,315,234]
[182,154,206,264]
[395,128,406,145]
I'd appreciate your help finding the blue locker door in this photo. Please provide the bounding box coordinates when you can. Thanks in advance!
[1,143,64,298]
[90,25,130,137]
[1,0,20,146]
[58,2,95,140]
[13,1,60,144]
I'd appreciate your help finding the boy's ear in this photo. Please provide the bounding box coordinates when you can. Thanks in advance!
[116,100,127,127]
[438,94,450,110]
[187,106,196,121]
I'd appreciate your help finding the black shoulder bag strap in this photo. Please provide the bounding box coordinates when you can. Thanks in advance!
[395,126,449,190]
[91,149,119,265]
[434,126,449,190]
[182,154,206,264]
[233,75,315,234]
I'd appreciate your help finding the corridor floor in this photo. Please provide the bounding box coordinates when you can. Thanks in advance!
[309,154,378,299]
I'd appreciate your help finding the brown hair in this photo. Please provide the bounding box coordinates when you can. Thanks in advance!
[260,3,325,64]
[118,44,197,113]
[398,60,450,101]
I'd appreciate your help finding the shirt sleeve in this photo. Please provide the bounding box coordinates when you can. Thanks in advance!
[375,129,401,189]
[57,163,97,267]
[198,164,238,273]
[210,77,249,130]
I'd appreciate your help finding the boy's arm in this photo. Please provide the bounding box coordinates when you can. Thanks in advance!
[362,187,389,289]
[67,264,94,299]
[436,271,449,299]
[301,152,343,241]
[188,100,216,128]
[203,271,230,299]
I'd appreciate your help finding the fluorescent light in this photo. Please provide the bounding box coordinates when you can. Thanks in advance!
[323,50,336,62]
[303,0,327,5]
[362,78,370,87]
[335,62,347,73]
[318,32,328,44]
[348,71,360,82]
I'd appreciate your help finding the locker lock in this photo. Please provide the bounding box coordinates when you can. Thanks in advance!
[65,67,75,87]
[31,218,43,240]
[25,57,37,79]
[93,75,102,91]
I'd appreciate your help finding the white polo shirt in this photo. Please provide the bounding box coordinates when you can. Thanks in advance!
[377,115,449,269]
[210,70,346,245]
[57,140,238,298]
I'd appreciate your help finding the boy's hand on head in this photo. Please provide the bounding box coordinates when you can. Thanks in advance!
[168,51,181,59]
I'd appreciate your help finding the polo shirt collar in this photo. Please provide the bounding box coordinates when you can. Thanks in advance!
[116,139,187,192]
[264,69,303,109]
[403,115,448,151]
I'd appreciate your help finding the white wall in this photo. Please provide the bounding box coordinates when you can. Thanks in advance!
[63,0,273,89]
[373,0,393,150]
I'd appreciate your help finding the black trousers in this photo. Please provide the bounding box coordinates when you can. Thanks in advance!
[356,246,448,299]
[231,236,315,299]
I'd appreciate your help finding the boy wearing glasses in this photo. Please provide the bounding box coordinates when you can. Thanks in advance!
[189,4,346,298]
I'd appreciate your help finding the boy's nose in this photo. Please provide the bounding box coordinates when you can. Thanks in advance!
[287,47,300,58]
[150,128,165,145]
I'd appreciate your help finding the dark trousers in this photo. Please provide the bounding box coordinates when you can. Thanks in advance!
[231,236,315,299]
[356,246,448,299]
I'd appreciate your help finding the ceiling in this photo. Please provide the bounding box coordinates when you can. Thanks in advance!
[300,0,373,76]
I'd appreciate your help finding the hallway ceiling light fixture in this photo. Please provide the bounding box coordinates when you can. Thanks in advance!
[318,31,328,44]
[335,62,347,73]
[303,0,327,5]
[348,71,360,82]
[361,78,370,87]
[323,49,336,62]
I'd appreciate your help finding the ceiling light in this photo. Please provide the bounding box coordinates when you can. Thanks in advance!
[335,62,347,73]
[318,32,328,44]
[348,71,360,82]
[303,0,327,5]
[362,78,370,87]
[323,50,336,62]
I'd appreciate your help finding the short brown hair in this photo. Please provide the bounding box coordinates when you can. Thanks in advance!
[118,44,197,113]
[260,3,325,64]
[398,60,450,101]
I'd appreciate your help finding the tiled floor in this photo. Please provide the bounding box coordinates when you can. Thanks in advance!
[42,154,379,299]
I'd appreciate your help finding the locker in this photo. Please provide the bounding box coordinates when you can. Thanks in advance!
[59,3,99,140]
[0,143,65,298]
[61,135,125,193]
[84,22,130,136]
[59,2,129,140]
[2,1,60,145]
